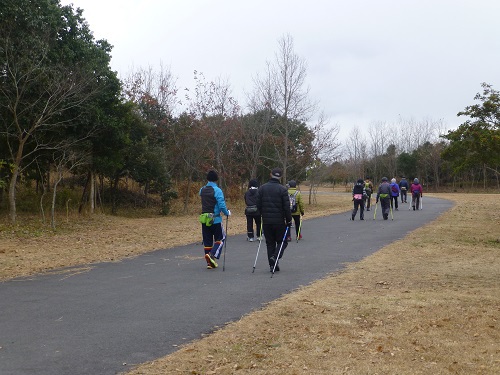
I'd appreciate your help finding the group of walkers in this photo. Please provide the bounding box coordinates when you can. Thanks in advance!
[351,176,424,221]
[198,168,424,273]
[199,168,304,273]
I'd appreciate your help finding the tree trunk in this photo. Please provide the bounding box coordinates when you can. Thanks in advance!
[90,172,95,214]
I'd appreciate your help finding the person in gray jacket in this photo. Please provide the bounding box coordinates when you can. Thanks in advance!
[256,168,292,272]
[376,177,392,220]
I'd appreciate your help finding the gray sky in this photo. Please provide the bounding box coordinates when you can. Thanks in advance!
[61,0,500,140]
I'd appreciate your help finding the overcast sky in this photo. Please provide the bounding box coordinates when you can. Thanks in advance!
[61,0,500,141]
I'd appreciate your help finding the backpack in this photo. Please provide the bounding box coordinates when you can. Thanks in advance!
[289,191,299,213]
[391,184,398,193]
[364,182,372,194]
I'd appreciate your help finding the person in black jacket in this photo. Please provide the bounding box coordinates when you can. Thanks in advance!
[244,179,261,242]
[256,168,293,272]
[351,178,367,220]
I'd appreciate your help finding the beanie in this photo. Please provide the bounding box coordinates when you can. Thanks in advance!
[288,180,297,187]
[271,168,282,179]
[207,170,218,182]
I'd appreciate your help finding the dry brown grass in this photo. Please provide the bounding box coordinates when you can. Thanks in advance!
[123,194,500,375]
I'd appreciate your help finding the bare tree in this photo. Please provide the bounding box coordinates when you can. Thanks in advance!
[344,126,368,180]
[266,34,316,182]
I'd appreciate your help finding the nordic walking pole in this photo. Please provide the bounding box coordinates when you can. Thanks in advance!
[373,201,378,220]
[252,221,263,273]
[296,217,303,243]
[390,203,394,220]
[271,226,289,278]
[420,196,423,210]
[408,194,412,210]
[223,215,228,271]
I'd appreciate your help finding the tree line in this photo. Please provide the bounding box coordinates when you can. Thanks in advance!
[1,1,499,226]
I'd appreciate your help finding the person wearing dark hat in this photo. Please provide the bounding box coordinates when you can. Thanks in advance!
[364,177,374,211]
[244,179,261,241]
[410,178,423,210]
[375,177,391,220]
[351,178,367,220]
[199,170,231,269]
[287,180,304,240]
[399,176,409,203]
[256,168,293,272]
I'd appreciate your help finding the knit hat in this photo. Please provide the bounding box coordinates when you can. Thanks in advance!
[357,178,364,184]
[288,180,297,187]
[271,168,282,179]
[382,177,388,182]
[391,178,396,183]
[414,178,419,184]
[206,170,218,182]
[248,179,259,188]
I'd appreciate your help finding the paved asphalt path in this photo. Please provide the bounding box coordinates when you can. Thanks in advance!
[0,196,453,375]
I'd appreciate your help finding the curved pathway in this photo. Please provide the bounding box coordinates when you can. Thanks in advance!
[0,197,453,375]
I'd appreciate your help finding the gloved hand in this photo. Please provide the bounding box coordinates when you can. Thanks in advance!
[301,212,304,216]
[227,210,231,216]
[420,194,423,198]
[287,221,292,227]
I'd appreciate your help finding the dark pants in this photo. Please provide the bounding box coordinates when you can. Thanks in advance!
[400,189,407,203]
[352,199,365,220]
[390,195,399,210]
[412,193,421,210]
[291,215,301,236]
[246,214,262,238]
[380,197,391,219]
[263,223,288,265]
[366,194,372,210]
[201,222,225,259]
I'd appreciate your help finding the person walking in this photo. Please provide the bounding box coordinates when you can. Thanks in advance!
[376,177,392,220]
[287,180,304,240]
[199,170,231,269]
[410,178,423,210]
[244,179,261,242]
[256,168,292,272]
[351,178,367,220]
[364,177,374,211]
[399,176,409,203]
[390,178,400,211]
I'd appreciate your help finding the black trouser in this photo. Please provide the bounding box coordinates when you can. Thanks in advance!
[390,195,398,210]
[263,223,288,265]
[380,197,391,219]
[400,189,407,202]
[291,215,301,236]
[246,214,261,239]
[412,193,421,210]
[352,199,365,219]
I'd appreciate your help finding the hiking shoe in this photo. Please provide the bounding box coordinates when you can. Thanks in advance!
[270,264,280,272]
[248,237,254,242]
[207,264,214,269]
[298,234,303,240]
[205,253,218,268]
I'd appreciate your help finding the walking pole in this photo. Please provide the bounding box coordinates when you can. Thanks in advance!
[390,204,394,220]
[296,218,303,243]
[271,226,289,278]
[408,194,412,210]
[223,215,228,271]
[252,221,263,273]
[373,201,378,220]
[420,196,423,210]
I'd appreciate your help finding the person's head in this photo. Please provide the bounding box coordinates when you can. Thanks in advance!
[414,178,419,184]
[402,176,406,180]
[357,178,364,184]
[206,170,218,182]
[288,180,297,188]
[270,167,282,180]
[248,179,259,188]
[381,177,388,182]
[391,178,396,183]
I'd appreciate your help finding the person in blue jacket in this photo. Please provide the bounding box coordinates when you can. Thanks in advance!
[390,178,400,211]
[399,176,409,203]
[199,170,231,269]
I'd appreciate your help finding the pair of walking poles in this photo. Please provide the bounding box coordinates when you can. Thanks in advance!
[408,195,423,210]
[372,201,394,220]
[252,219,302,277]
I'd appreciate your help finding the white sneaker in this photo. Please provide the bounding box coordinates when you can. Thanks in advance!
[249,237,255,242]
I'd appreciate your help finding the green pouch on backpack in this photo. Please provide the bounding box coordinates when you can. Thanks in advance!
[199,213,214,226]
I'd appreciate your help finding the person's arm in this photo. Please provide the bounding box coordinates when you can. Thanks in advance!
[298,192,305,215]
[214,187,230,216]
[283,189,293,224]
